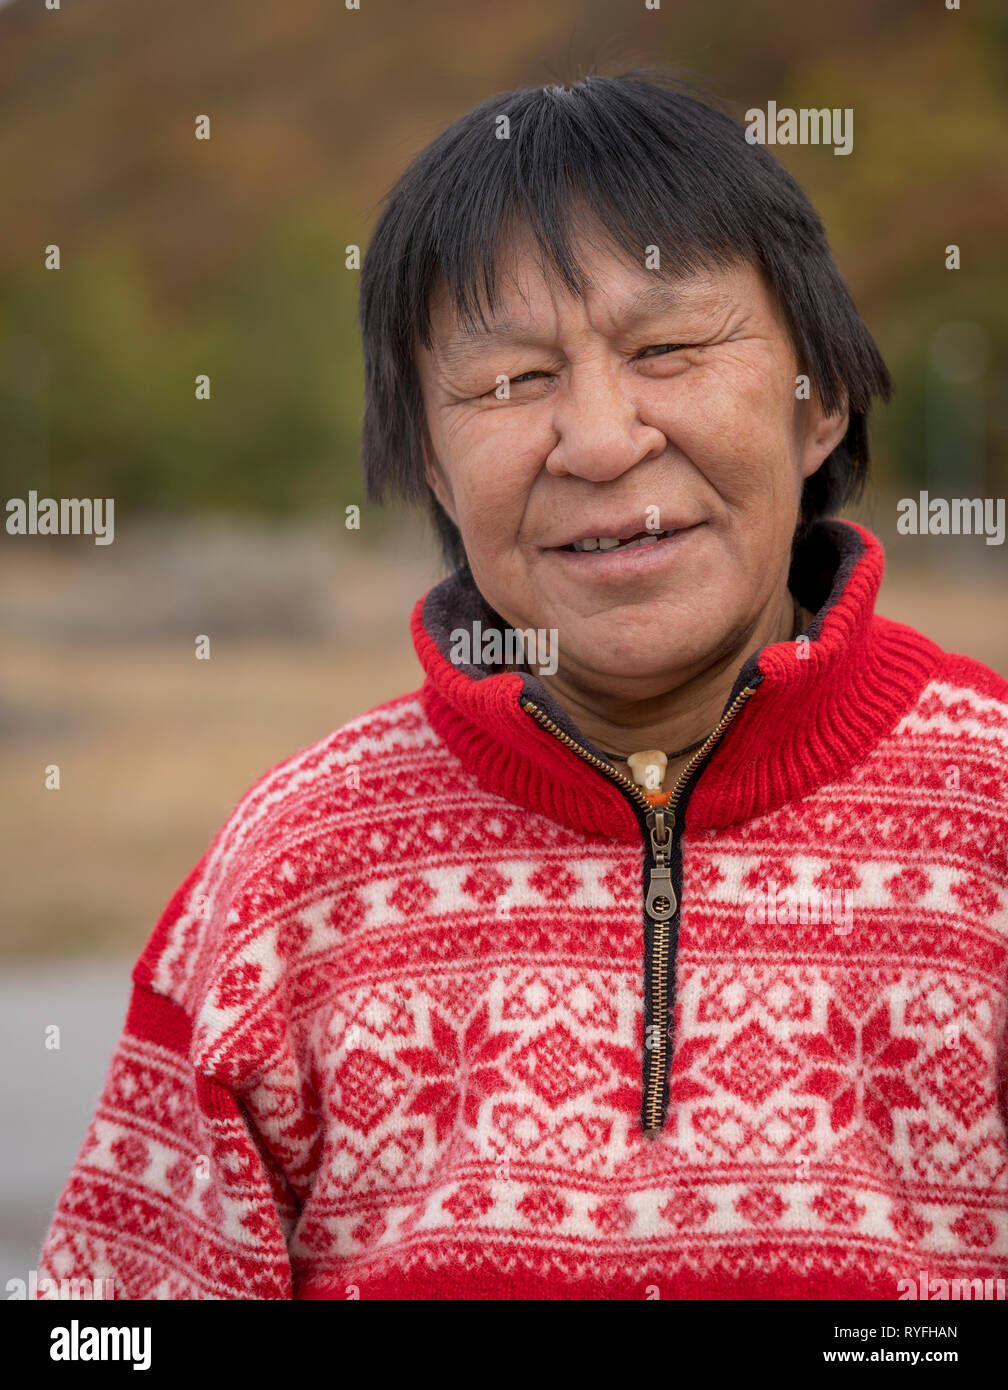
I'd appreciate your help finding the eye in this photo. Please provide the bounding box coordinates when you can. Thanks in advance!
[637,343,688,358]
[481,369,552,398]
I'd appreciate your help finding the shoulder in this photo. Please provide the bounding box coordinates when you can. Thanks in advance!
[130,688,436,1040]
[896,641,1008,745]
[868,611,1008,736]
[886,639,1008,864]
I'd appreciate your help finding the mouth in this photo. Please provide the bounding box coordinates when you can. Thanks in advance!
[560,528,678,554]
[548,522,706,576]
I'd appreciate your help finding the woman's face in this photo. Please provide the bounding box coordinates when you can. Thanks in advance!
[416,226,847,702]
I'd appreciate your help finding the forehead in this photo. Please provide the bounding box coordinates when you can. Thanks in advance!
[423,229,768,358]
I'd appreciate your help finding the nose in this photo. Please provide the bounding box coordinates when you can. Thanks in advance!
[544,358,667,482]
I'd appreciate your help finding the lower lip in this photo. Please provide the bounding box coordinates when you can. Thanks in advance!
[549,525,706,577]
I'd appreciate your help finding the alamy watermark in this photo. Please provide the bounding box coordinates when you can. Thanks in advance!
[5,491,114,545]
[896,493,1005,545]
[6,1267,115,1299]
[743,877,854,935]
[745,102,853,156]
[49,1319,150,1370]
[449,621,558,676]
[898,1270,1006,1300]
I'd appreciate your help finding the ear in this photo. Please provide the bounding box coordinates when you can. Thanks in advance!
[421,420,459,526]
[800,395,849,481]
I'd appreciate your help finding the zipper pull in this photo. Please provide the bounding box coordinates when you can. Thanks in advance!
[645,809,677,922]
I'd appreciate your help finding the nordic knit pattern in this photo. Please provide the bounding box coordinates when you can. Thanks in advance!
[35,519,1008,1299]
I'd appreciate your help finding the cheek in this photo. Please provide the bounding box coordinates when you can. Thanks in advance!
[658,364,799,508]
[445,420,545,540]
[679,345,790,420]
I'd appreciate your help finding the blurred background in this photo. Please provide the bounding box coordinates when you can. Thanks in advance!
[0,0,1006,1279]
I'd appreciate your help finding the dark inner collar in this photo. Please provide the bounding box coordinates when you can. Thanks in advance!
[420,518,865,761]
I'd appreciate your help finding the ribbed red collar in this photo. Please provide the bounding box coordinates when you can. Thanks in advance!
[411,520,943,840]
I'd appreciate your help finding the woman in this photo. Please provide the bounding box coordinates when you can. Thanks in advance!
[37,69,1008,1301]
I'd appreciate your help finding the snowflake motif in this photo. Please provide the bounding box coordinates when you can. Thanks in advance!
[599,865,632,902]
[688,859,726,895]
[460,867,511,907]
[741,860,798,894]
[238,1206,276,1239]
[949,1210,997,1248]
[277,916,312,961]
[442,1181,496,1223]
[618,1032,719,1142]
[297,1219,332,1252]
[594,1039,642,1117]
[949,874,1000,921]
[215,959,262,1010]
[516,1186,571,1228]
[351,1210,387,1246]
[809,1185,866,1227]
[110,1134,150,1177]
[883,866,932,905]
[798,1000,921,1142]
[588,1196,635,1235]
[735,1186,788,1225]
[668,1033,718,1105]
[527,865,581,902]
[658,1191,715,1230]
[200,1183,224,1225]
[812,864,862,894]
[165,1157,195,1201]
[888,1201,931,1244]
[386,877,436,917]
[398,1004,511,1144]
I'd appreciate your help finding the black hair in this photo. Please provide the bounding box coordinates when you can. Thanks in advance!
[358,66,891,573]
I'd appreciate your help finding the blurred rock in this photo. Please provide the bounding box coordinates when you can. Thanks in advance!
[0,516,441,644]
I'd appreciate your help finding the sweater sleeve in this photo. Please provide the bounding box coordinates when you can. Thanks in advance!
[34,981,296,1300]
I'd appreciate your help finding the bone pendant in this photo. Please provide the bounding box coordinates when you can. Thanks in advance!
[625,749,668,792]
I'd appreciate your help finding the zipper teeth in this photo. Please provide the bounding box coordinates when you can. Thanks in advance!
[520,701,653,811]
[522,684,757,812]
[663,684,758,814]
[646,919,672,1130]
[523,684,758,1138]
[642,682,757,1133]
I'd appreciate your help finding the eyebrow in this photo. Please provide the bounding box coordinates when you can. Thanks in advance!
[437,279,697,362]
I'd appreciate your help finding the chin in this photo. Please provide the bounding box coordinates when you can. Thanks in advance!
[569,635,711,684]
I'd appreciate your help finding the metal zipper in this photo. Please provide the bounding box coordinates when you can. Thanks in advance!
[521,684,757,1136]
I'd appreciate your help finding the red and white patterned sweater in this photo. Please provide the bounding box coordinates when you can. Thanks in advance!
[36,519,1008,1300]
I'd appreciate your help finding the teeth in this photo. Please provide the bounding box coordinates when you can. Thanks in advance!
[572,531,670,553]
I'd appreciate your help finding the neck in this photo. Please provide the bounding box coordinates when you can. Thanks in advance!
[532,586,808,787]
